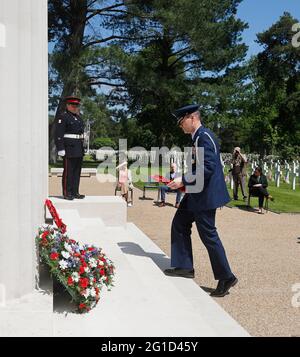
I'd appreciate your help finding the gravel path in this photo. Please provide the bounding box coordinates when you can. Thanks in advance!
[49,175,300,336]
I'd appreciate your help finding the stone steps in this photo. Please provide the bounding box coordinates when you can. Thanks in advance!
[49,196,127,227]
[51,213,249,337]
[50,168,97,177]
[125,223,249,337]
[61,221,216,337]
[0,290,54,337]
[55,222,209,336]
[1,196,250,337]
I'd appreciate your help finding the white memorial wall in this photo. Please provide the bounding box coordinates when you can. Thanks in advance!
[0,0,48,300]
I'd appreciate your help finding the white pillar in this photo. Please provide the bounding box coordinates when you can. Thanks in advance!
[0,22,6,47]
[0,0,48,301]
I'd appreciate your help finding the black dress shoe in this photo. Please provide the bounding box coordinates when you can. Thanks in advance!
[64,196,74,201]
[164,268,195,279]
[74,194,85,199]
[210,275,238,297]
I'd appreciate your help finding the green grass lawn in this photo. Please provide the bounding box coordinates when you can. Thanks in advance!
[131,168,300,213]
[49,160,300,213]
[226,181,300,213]
[49,155,100,169]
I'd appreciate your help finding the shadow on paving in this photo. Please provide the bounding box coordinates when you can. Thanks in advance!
[118,241,216,293]
[48,195,66,200]
[118,241,171,272]
[227,204,260,214]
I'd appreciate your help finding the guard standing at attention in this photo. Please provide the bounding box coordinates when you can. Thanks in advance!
[164,104,238,297]
[55,96,85,200]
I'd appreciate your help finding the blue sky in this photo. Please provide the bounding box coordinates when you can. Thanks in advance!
[48,1,299,63]
[237,0,299,58]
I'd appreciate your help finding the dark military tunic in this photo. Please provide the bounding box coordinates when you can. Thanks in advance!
[55,110,85,197]
[182,126,230,210]
[55,110,84,158]
[171,125,233,280]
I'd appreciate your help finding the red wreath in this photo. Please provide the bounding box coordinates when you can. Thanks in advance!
[45,199,67,233]
[150,175,185,192]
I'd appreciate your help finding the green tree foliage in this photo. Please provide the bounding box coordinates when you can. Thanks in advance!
[48,0,132,161]
[81,95,116,142]
[48,2,300,158]
[107,0,248,147]
[254,12,300,158]
[92,137,117,149]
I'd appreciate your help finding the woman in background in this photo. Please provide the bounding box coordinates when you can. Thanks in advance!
[248,166,274,214]
[116,161,133,207]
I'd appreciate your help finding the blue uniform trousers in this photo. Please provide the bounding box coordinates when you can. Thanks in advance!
[171,195,233,280]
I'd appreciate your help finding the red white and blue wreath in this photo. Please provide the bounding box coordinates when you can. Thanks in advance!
[36,200,115,313]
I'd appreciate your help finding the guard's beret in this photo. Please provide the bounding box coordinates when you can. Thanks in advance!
[65,96,81,105]
[172,104,199,124]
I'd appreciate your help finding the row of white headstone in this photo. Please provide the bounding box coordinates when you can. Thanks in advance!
[172,154,300,191]
[95,149,299,190]
[177,156,299,191]
[223,160,299,191]
[247,160,300,190]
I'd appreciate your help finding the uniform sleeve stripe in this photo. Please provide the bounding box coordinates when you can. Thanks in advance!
[194,132,218,163]
[204,132,217,154]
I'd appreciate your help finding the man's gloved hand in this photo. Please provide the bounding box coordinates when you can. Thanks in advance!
[58,150,66,157]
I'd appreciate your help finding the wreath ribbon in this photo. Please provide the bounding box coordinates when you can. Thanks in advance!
[45,199,67,233]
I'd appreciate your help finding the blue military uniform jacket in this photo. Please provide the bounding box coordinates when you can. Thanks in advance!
[182,125,230,211]
[55,110,85,158]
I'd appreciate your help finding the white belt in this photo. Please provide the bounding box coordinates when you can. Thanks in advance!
[64,134,84,139]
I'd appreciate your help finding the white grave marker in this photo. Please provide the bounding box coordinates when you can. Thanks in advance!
[275,161,281,187]
[284,160,290,184]
[292,161,299,190]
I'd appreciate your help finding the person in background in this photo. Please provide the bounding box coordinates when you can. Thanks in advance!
[248,166,274,214]
[116,161,133,207]
[158,163,182,208]
[55,96,85,200]
[231,147,247,201]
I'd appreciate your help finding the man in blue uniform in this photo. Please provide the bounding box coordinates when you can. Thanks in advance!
[55,96,85,200]
[164,104,238,297]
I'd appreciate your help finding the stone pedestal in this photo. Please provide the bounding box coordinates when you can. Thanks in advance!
[0,0,48,301]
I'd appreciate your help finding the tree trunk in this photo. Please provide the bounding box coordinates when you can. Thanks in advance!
[49,0,88,163]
